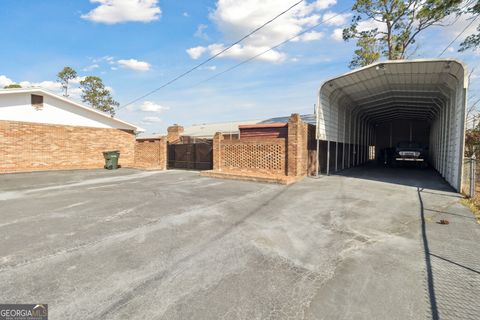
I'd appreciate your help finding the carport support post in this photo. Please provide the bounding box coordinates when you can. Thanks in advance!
[213,132,224,171]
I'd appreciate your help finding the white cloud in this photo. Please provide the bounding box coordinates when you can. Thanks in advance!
[0,75,119,103]
[6,76,86,99]
[444,13,478,43]
[117,59,151,72]
[183,12,189,17]
[22,80,85,99]
[19,80,62,92]
[186,0,336,63]
[82,64,100,71]
[126,101,169,113]
[82,0,161,24]
[138,101,169,112]
[356,19,387,33]
[194,24,209,40]
[314,0,337,10]
[0,75,13,87]
[142,116,163,124]
[322,11,350,26]
[331,28,343,41]
[186,46,207,59]
[207,43,286,62]
[300,31,324,41]
[94,55,115,64]
[199,65,217,71]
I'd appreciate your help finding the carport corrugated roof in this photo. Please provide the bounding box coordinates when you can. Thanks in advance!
[316,59,468,191]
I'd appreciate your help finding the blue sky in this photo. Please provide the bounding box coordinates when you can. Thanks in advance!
[1,0,479,134]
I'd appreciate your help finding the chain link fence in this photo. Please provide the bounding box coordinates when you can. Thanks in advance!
[462,157,477,198]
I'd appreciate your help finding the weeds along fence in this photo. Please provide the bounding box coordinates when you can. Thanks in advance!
[462,157,477,198]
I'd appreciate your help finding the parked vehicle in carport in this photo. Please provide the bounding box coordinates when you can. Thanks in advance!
[394,142,428,167]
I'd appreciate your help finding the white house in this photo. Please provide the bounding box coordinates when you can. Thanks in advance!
[0,88,143,173]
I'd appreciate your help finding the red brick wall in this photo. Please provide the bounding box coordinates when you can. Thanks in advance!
[210,114,309,183]
[219,138,287,175]
[134,138,167,170]
[239,123,288,139]
[0,120,136,173]
[287,114,308,177]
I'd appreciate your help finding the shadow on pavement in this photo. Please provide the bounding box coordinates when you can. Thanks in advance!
[335,163,455,192]
[418,187,439,320]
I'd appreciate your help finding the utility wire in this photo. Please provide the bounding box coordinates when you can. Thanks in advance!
[188,9,350,89]
[119,0,304,110]
[438,14,480,56]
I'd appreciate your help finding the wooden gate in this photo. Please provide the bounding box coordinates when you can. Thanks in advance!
[168,142,212,170]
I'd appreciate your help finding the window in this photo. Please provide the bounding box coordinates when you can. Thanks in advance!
[31,94,43,110]
[369,145,376,160]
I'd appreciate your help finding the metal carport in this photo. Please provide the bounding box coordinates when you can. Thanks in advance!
[316,59,468,191]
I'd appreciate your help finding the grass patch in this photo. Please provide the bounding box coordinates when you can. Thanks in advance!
[460,197,480,224]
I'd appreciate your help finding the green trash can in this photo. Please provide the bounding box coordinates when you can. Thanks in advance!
[103,150,120,170]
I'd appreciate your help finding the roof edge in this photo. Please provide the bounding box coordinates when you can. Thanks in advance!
[0,87,144,132]
[318,58,468,94]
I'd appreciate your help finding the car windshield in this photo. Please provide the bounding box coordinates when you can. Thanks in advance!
[398,142,421,148]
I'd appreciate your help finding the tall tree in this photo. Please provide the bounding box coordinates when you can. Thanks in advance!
[57,66,77,97]
[459,1,480,51]
[4,84,22,89]
[80,76,119,116]
[349,34,382,69]
[343,0,462,68]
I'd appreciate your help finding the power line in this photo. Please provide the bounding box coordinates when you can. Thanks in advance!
[189,9,350,89]
[438,14,480,57]
[119,0,305,110]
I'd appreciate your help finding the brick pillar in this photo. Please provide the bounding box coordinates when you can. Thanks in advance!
[213,132,224,171]
[158,137,167,170]
[287,113,307,177]
[167,124,184,143]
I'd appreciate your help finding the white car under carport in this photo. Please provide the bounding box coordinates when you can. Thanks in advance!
[316,59,468,192]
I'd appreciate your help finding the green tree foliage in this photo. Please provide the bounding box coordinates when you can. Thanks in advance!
[459,1,480,51]
[343,0,462,68]
[3,83,22,89]
[350,34,382,69]
[465,128,480,157]
[80,76,119,116]
[57,66,77,97]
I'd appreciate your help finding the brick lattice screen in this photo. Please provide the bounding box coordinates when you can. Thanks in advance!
[221,139,286,174]
[134,138,167,170]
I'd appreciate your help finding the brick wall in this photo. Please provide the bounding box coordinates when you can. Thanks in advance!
[239,123,288,139]
[134,138,167,170]
[206,114,309,184]
[287,114,308,177]
[167,124,184,143]
[220,138,286,175]
[0,120,135,173]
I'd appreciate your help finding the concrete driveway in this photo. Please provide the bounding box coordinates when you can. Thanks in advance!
[0,167,479,319]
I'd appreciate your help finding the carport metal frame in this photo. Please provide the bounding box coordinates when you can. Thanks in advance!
[315,59,468,192]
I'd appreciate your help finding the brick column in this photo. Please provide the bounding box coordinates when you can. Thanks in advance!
[213,132,224,171]
[158,137,167,170]
[167,124,184,143]
[287,113,308,177]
